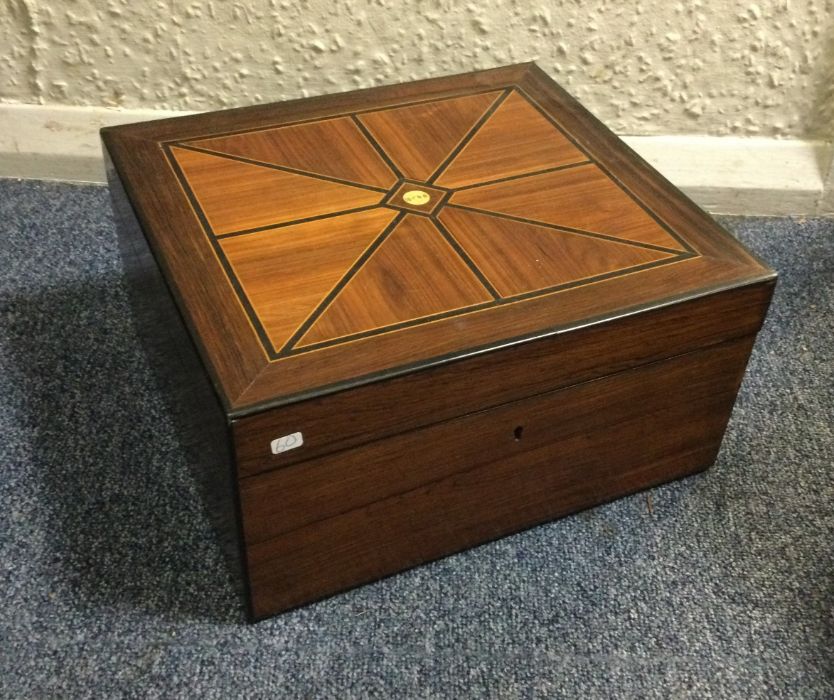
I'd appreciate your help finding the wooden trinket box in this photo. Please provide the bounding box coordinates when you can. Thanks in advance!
[102,63,776,620]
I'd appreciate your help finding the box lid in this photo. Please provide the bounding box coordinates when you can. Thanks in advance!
[103,63,775,417]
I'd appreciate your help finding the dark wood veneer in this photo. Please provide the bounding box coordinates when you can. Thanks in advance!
[233,280,773,476]
[102,64,773,414]
[106,149,250,602]
[102,63,776,620]
[243,336,754,618]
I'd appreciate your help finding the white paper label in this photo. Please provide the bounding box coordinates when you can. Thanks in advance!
[270,432,304,455]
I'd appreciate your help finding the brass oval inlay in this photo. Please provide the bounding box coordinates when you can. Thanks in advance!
[403,189,431,206]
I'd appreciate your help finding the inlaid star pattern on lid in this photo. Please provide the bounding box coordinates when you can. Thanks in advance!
[167,88,695,357]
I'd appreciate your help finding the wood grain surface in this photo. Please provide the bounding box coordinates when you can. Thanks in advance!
[357,90,502,181]
[298,214,494,346]
[102,63,775,412]
[220,207,398,350]
[433,90,588,188]
[191,115,398,189]
[438,206,676,296]
[170,146,383,235]
[106,150,251,604]
[243,335,755,618]
[448,163,687,251]
[232,280,773,476]
[102,63,778,622]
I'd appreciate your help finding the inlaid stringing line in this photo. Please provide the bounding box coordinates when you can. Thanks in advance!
[162,143,277,359]
[445,203,687,256]
[165,86,508,146]
[286,253,694,355]
[432,218,501,300]
[515,86,697,256]
[171,142,390,193]
[165,86,702,361]
[451,161,592,192]
[214,204,383,240]
[427,88,511,185]
[278,210,408,355]
[350,114,404,180]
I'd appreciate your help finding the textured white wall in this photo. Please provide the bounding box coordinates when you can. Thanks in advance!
[2,0,833,138]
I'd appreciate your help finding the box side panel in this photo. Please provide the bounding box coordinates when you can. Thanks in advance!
[104,144,251,616]
[234,280,774,477]
[242,334,756,618]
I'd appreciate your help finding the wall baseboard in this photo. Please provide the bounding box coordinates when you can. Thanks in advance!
[621,134,833,217]
[1,102,831,216]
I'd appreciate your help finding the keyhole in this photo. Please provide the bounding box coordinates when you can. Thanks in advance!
[513,425,524,441]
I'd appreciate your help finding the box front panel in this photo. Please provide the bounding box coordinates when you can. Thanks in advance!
[233,281,774,476]
[239,334,755,618]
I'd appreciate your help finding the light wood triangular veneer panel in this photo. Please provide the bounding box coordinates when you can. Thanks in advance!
[220,208,397,350]
[439,207,676,297]
[189,117,397,189]
[450,163,686,251]
[298,215,493,346]
[434,91,587,188]
[357,91,502,181]
[171,146,383,235]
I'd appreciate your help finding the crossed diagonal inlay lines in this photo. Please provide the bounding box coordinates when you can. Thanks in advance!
[167,88,696,358]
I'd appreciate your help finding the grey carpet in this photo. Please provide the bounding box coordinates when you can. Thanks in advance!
[0,178,831,699]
